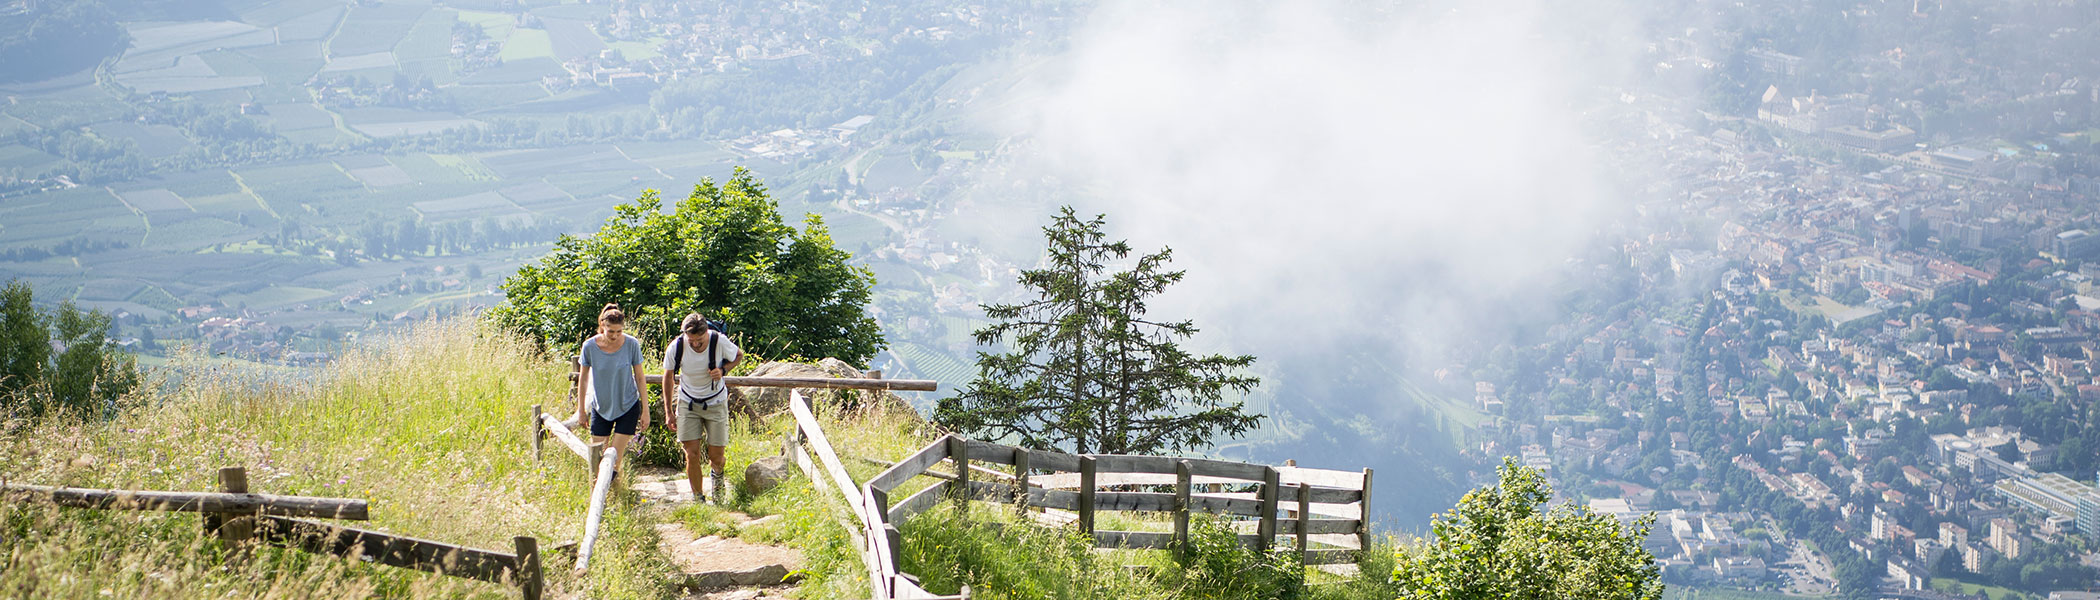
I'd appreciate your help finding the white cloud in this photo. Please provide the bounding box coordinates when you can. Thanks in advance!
[997,0,1652,362]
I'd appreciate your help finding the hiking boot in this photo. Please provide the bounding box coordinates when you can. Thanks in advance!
[710,471,727,504]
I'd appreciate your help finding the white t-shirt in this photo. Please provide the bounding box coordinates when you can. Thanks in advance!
[663,332,741,402]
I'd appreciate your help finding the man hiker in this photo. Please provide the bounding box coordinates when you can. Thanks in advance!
[662,313,742,502]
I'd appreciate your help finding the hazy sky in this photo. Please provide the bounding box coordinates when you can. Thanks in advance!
[998,0,1657,368]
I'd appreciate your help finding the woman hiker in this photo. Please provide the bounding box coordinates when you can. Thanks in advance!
[661,313,742,503]
[573,303,650,481]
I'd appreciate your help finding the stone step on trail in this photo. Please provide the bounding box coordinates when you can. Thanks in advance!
[630,468,806,598]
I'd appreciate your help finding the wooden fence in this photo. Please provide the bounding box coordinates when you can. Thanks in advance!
[866,437,1374,566]
[781,391,968,600]
[2,467,542,599]
[532,372,939,596]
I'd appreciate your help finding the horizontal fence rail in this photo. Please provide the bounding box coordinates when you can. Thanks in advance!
[865,435,1374,566]
[565,371,938,392]
[0,482,369,520]
[3,467,540,599]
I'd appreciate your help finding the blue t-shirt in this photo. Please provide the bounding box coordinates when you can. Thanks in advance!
[579,334,644,419]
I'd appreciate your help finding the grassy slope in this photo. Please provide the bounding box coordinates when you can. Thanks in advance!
[0,319,669,599]
[0,317,1404,599]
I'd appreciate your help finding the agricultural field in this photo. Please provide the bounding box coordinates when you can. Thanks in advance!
[269,4,347,42]
[87,122,197,159]
[2,84,132,129]
[0,144,62,172]
[0,187,138,246]
[116,189,191,213]
[542,18,607,61]
[411,190,521,220]
[251,102,338,133]
[328,2,427,58]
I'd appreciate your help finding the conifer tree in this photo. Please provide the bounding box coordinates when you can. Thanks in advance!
[935,207,1260,455]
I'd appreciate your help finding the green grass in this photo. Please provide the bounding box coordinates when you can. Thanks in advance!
[1932,578,2035,600]
[0,319,675,598]
[501,29,556,62]
[608,39,666,61]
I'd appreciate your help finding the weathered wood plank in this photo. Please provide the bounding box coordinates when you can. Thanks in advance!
[217,467,253,543]
[959,440,1019,466]
[1173,460,1191,563]
[789,393,867,516]
[1,483,370,520]
[529,405,543,462]
[1033,473,1361,503]
[948,437,969,511]
[255,516,520,584]
[1358,468,1374,555]
[868,436,952,493]
[1258,467,1279,552]
[1275,518,1361,535]
[888,480,947,524]
[538,414,590,461]
[1296,480,1310,556]
[1077,456,1096,534]
[568,372,936,391]
[514,536,542,600]
[575,447,618,573]
[1023,449,1080,474]
[1082,490,1265,517]
[1087,455,1269,482]
[1277,466,1365,490]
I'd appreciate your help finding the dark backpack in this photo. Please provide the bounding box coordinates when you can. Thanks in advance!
[671,330,724,374]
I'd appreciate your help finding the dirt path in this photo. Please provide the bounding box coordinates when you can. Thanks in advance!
[630,468,804,599]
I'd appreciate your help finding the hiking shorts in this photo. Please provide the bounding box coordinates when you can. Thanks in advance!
[589,404,638,437]
[677,394,730,446]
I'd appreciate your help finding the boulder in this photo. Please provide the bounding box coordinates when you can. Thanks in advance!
[743,455,789,495]
[739,358,900,414]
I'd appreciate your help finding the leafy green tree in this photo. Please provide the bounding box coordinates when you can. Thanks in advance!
[0,280,138,419]
[489,169,884,365]
[48,301,137,418]
[1392,458,1664,600]
[935,207,1260,455]
[0,280,48,397]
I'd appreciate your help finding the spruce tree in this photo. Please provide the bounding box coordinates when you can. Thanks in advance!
[936,207,1260,455]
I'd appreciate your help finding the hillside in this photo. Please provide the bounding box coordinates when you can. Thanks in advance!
[0,317,1421,599]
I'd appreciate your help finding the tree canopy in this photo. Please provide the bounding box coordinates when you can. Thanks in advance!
[934,207,1261,455]
[488,169,883,365]
[1392,458,1665,600]
[0,280,138,420]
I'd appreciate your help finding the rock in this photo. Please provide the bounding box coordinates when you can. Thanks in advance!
[685,564,799,588]
[743,455,788,495]
[740,359,890,414]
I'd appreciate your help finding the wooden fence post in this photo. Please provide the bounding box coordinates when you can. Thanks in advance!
[513,536,542,600]
[217,467,253,544]
[1012,449,1030,513]
[1077,456,1096,535]
[1359,468,1374,558]
[529,404,543,461]
[947,437,969,513]
[586,443,603,482]
[1173,460,1192,563]
[1258,466,1279,552]
[1296,478,1311,559]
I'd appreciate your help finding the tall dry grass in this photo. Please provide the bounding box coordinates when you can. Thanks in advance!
[0,318,673,599]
